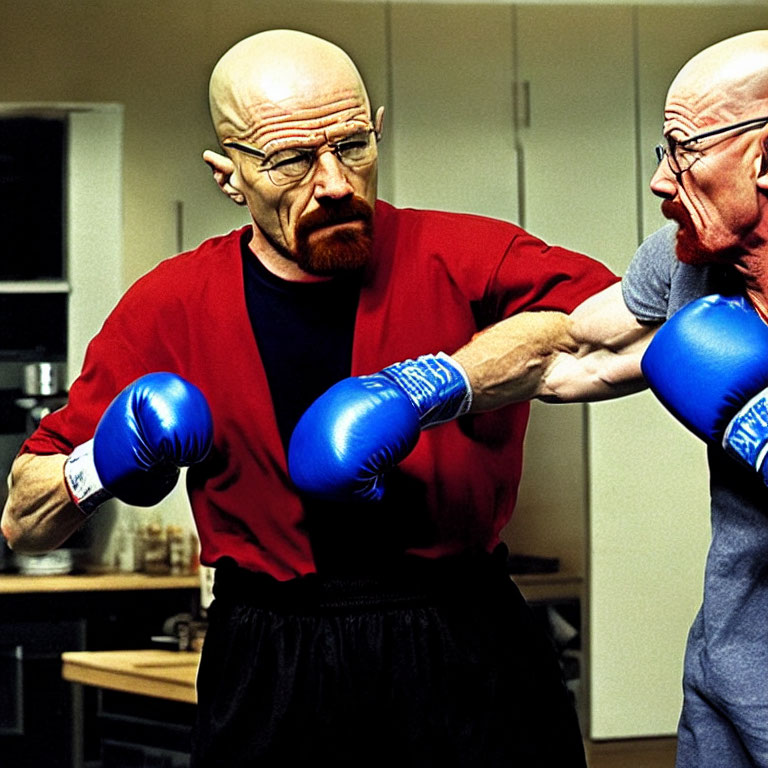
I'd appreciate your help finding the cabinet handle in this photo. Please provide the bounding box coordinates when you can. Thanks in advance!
[514,80,531,129]
[516,141,526,229]
[175,200,184,253]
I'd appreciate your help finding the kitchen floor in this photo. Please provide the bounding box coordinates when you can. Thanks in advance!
[585,738,676,768]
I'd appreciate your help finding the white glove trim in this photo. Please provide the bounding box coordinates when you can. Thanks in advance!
[64,439,113,515]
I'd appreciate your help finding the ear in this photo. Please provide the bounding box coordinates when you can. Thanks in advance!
[756,129,768,190]
[373,106,385,140]
[202,150,247,205]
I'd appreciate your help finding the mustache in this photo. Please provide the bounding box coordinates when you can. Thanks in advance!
[297,196,374,234]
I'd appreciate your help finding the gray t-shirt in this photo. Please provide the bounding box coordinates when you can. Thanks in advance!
[622,224,768,716]
[622,222,741,322]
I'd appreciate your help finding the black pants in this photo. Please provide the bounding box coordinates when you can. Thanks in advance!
[191,549,585,767]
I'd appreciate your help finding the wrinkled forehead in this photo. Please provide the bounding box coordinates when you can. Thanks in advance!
[231,88,372,151]
[211,31,373,150]
[662,78,735,137]
[663,33,768,135]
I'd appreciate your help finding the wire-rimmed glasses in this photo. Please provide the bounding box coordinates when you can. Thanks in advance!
[222,128,379,186]
[654,116,768,175]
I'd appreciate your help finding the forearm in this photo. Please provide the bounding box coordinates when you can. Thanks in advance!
[539,335,651,402]
[452,283,656,411]
[1,453,86,554]
[452,311,579,411]
[542,284,656,401]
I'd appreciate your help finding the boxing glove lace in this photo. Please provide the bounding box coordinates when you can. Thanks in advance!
[64,372,213,514]
[288,352,472,502]
[641,294,768,481]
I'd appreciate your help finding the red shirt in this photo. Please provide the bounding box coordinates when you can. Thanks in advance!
[23,201,618,579]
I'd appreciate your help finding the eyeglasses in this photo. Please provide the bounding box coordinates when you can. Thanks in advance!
[654,116,768,176]
[222,128,379,186]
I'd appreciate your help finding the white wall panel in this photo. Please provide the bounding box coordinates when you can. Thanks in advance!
[389,3,519,220]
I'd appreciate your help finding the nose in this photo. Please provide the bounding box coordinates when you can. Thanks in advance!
[311,150,355,200]
[649,160,677,200]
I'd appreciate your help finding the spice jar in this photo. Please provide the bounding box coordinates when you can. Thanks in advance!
[143,522,169,575]
[167,525,187,575]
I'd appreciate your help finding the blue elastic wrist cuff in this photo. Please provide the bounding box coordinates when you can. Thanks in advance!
[379,352,472,428]
[723,390,768,474]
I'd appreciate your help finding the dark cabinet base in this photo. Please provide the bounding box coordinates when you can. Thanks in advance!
[0,587,198,768]
[97,689,194,768]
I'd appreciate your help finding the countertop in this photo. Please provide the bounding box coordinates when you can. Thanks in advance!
[0,572,200,594]
[62,648,199,704]
[0,569,579,600]
[511,570,583,602]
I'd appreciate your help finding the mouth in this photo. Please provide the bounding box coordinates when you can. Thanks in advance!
[307,219,365,238]
[661,200,694,228]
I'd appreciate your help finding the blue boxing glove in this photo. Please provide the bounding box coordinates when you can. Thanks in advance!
[288,352,472,502]
[64,372,213,514]
[641,294,768,482]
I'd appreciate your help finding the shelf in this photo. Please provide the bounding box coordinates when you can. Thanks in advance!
[0,280,69,294]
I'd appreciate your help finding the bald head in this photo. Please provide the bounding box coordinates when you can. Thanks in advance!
[209,30,372,145]
[667,30,768,125]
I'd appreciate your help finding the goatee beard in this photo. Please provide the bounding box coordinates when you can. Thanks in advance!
[661,200,725,266]
[294,196,374,276]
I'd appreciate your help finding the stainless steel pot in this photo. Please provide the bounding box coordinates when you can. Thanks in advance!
[22,362,64,396]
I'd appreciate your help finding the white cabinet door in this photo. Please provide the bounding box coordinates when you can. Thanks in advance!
[515,4,638,269]
[511,5,639,656]
[388,2,518,221]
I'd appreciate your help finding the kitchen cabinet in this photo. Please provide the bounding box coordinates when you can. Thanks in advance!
[509,0,638,598]
[62,650,199,768]
[1,616,86,768]
[388,3,519,221]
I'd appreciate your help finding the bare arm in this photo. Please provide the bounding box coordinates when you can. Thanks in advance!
[0,453,86,554]
[452,282,659,411]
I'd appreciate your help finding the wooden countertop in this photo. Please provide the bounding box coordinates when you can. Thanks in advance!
[0,572,199,594]
[0,569,579,600]
[511,570,583,602]
[62,649,199,704]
